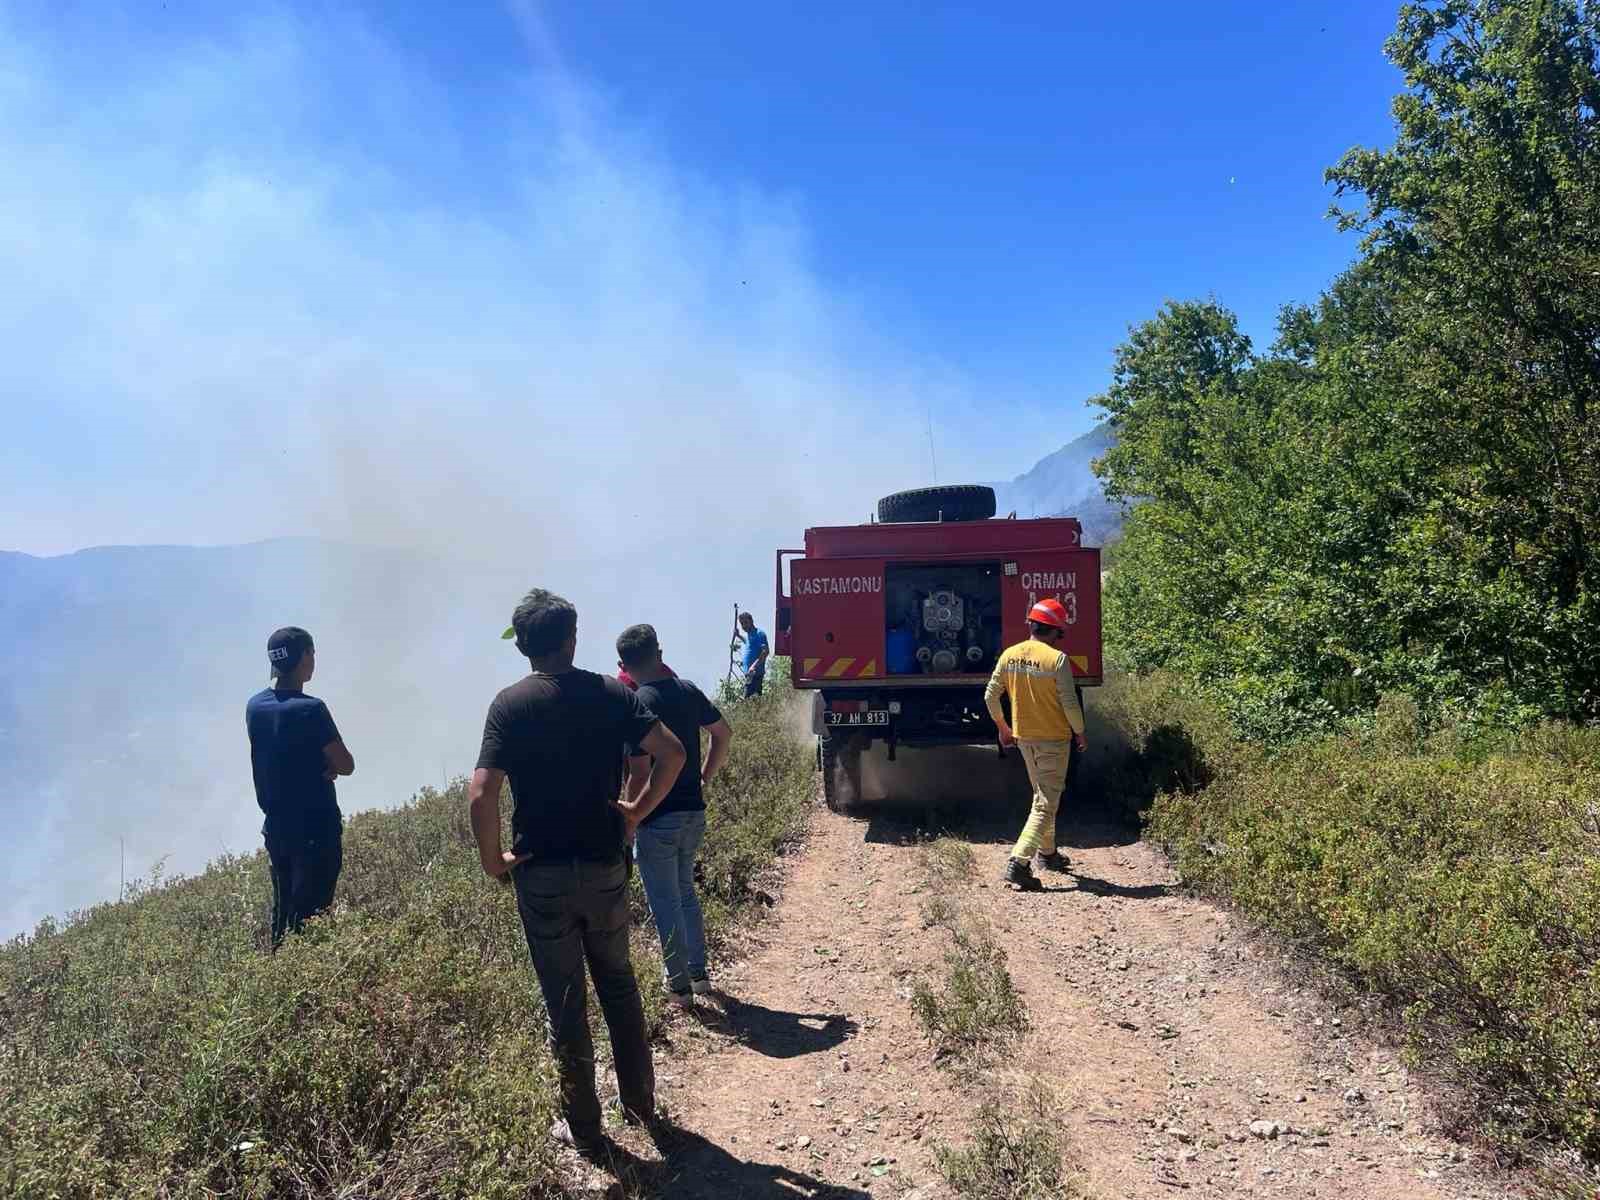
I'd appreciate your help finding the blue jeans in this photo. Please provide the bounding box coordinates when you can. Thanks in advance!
[633,810,708,993]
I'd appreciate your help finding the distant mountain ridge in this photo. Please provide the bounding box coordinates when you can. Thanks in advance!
[987,423,1123,544]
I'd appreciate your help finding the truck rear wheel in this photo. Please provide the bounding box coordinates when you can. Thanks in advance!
[876,484,996,524]
[819,731,864,813]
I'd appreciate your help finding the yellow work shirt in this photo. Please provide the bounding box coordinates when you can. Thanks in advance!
[983,638,1086,742]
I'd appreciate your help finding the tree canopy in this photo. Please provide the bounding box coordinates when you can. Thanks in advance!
[1096,0,1600,736]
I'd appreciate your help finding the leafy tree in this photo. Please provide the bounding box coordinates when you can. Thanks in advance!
[1096,0,1600,732]
[1091,300,1255,513]
[1328,0,1600,719]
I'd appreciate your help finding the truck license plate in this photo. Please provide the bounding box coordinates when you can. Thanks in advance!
[826,710,889,727]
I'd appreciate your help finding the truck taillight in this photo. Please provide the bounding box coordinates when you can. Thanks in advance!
[829,700,868,713]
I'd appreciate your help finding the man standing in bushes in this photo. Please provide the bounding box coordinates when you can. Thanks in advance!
[984,599,1087,892]
[616,623,733,1007]
[246,626,356,948]
[469,589,686,1157]
[736,610,770,697]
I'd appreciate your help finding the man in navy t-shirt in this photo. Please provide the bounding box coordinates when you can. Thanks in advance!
[246,626,355,947]
[617,623,732,1005]
[737,611,770,697]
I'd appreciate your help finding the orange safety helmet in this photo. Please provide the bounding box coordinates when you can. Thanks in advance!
[1026,597,1070,629]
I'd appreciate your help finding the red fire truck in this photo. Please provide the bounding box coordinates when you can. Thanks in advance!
[774,484,1103,809]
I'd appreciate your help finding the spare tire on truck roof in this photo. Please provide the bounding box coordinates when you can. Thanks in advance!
[877,484,997,524]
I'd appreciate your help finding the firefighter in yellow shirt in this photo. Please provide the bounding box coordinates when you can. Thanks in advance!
[984,598,1087,891]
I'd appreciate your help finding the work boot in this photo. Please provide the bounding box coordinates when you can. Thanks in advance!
[1003,857,1043,891]
[1036,850,1071,873]
[621,1102,660,1130]
[550,1118,609,1162]
[664,986,695,1011]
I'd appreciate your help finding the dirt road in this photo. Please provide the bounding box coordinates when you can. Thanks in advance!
[603,749,1524,1199]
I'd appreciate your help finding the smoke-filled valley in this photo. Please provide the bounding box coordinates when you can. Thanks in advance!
[1,420,1118,937]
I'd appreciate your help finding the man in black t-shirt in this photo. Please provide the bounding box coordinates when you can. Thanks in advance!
[616,623,732,1005]
[246,626,355,948]
[469,589,685,1157]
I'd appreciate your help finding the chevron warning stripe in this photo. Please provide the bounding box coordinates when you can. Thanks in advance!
[801,657,879,679]
[1069,654,1089,674]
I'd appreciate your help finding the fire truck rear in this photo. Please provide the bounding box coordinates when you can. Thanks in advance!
[774,484,1103,810]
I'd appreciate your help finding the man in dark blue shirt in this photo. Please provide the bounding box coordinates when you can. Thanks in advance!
[617,623,732,1006]
[246,627,355,948]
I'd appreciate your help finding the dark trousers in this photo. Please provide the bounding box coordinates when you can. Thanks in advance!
[744,664,766,697]
[266,830,342,948]
[513,858,654,1140]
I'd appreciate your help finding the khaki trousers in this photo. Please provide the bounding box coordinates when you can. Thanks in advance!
[1011,739,1071,859]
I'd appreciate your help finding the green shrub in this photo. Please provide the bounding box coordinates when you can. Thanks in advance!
[0,689,814,1198]
[0,791,559,1199]
[924,837,977,884]
[1078,671,1253,821]
[694,666,812,931]
[915,837,976,930]
[713,653,793,711]
[912,915,1029,1060]
[934,1082,1083,1200]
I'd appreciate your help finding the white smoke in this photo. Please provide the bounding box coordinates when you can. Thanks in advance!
[0,7,1033,936]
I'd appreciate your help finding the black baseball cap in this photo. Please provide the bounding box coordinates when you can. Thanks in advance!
[267,626,314,674]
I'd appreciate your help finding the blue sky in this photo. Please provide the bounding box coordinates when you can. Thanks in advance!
[540,2,1403,403]
[0,0,1405,560]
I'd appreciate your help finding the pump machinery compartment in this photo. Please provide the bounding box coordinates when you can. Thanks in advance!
[883,562,1002,676]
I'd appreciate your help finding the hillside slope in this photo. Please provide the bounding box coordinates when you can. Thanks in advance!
[0,688,813,1198]
[988,423,1123,543]
[4,680,1570,1198]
